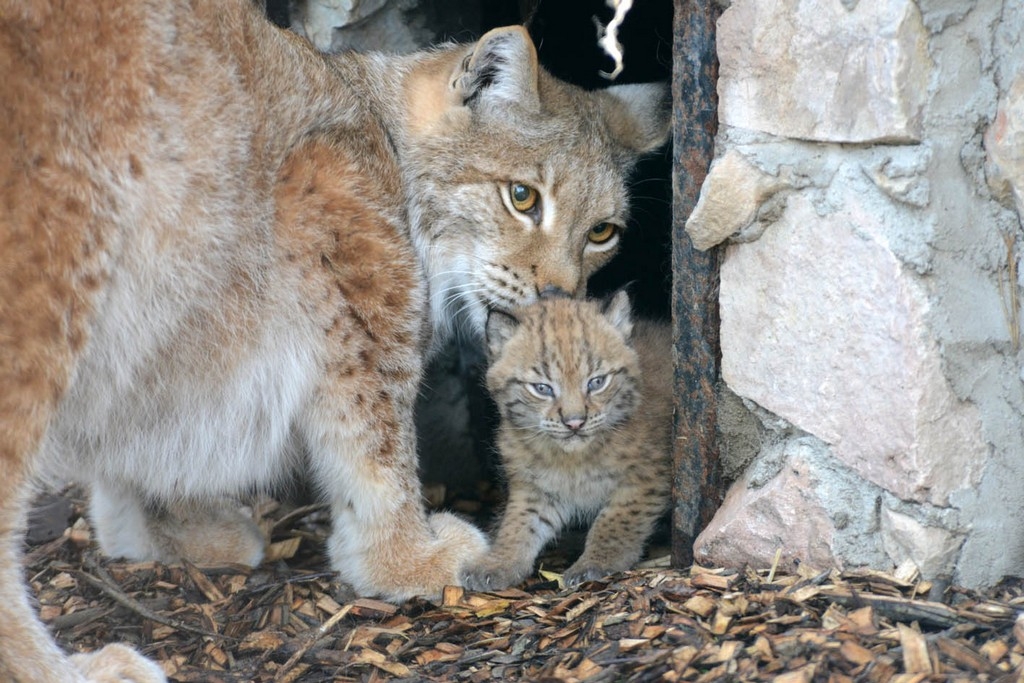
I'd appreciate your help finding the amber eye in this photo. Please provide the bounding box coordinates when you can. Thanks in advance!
[588,222,618,244]
[509,183,539,213]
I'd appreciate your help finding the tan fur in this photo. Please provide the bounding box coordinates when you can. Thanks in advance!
[462,293,674,590]
[0,1,669,679]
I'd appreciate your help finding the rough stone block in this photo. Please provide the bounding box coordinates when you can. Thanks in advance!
[880,506,964,578]
[694,439,838,573]
[694,436,887,573]
[720,191,986,506]
[685,150,791,250]
[717,0,932,143]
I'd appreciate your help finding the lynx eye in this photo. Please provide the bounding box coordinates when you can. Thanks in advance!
[509,183,539,213]
[587,375,610,393]
[528,382,555,398]
[588,222,619,245]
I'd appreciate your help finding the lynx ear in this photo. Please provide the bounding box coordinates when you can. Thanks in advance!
[601,290,634,340]
[485,309,521,357]
[599,82,672,154]
[453,26,540,111]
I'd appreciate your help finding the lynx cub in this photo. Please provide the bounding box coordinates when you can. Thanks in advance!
[0,0,669,680]
[462,292,673,591]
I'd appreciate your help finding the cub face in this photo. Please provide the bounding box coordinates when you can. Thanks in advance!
[400,26,671,344]
[484,292,642,453]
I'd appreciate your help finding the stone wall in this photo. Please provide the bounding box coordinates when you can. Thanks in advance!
[687,0,1024,588]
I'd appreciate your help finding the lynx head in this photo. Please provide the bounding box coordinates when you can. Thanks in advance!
[400,26,670,347]
[484,291,641,453]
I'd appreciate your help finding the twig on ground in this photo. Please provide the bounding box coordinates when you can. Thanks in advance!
[78,555,234,642]
[273,603,353,682]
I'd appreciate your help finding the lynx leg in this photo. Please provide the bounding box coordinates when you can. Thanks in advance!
[305,374,488,601]
[564,479,669,587]
[70,645,167,683]
[0,199,165,681]
[277,140,487,601]
[0,477,86,683]
[1,503,164,683]
[89,483,168,563]
[90,483,266,567]
[461,484,567,591]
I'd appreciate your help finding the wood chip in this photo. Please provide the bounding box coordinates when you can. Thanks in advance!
[692,572,737,591]
[684,594,718,618]
[184,563,225,603]
[442,584,464,606]
[349,598,397,618]
[934,636,1000,675]
[264,537,302,562]
[564,595,600,622]
[898,623,933,674]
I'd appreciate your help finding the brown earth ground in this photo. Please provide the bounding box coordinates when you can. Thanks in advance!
[25,489,1024,682]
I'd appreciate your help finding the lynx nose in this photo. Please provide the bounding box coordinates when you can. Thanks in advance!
[561,413,586,432]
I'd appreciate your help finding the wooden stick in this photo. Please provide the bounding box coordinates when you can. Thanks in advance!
[78,556,233,641]
[273,603,354,682]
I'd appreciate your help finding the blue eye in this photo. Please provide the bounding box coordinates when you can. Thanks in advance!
[587,375,608,393]
[529,383,555,397]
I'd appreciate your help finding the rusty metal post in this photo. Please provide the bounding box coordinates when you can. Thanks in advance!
[671,0,721,567]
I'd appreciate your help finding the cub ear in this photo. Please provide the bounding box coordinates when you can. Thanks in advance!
[453,26,539,111]
[485,309,521,358]
[601,289,634,340]
[599,82,672,154]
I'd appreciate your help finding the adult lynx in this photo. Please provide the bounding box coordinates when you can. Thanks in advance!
[0,0,669,680]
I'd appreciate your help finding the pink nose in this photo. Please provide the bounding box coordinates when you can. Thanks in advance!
[562,415,586,431]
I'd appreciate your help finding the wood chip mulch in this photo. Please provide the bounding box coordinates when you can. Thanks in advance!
[25,492,1024,682]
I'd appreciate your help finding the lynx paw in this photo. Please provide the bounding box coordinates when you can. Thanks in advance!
[459,559,529,592]
[564,561,614,588]
[70,643,166,683]
[155,505,266,567]
[420,511,490,592]
[334,511,488,601]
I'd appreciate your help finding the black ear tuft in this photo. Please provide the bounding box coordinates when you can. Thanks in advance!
[452,26,540,111]
[485,308,521,358]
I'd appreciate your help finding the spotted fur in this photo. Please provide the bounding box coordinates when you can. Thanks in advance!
[461,292,673,590]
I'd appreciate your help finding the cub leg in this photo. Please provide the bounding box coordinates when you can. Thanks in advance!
[90,483,266,567]
[564,478,670,587]
[460,484,568,591]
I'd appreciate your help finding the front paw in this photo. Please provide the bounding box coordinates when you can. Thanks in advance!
[563,561,612,588]
[71,643,167,683]
[460,560,529,592]
[331,511,489,601]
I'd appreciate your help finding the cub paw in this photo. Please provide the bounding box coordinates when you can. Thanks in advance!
[563,561,612,588]
[70,643,167,683]
[459,560,528,592]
